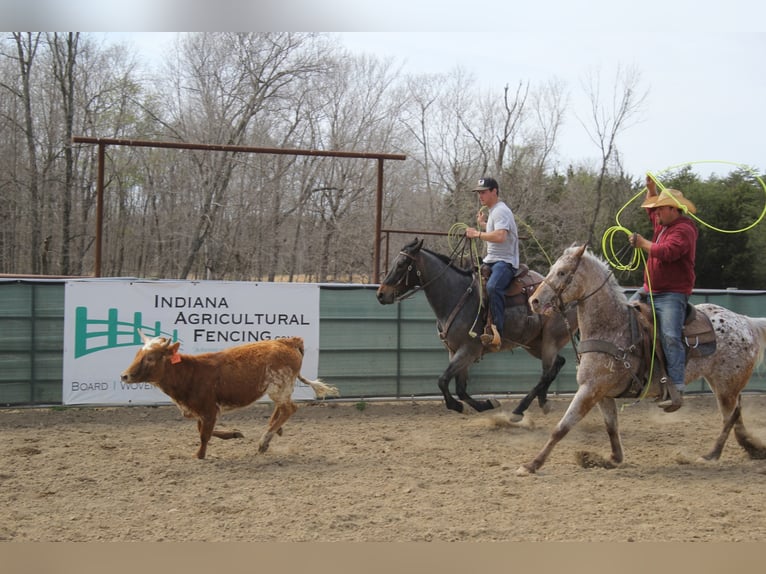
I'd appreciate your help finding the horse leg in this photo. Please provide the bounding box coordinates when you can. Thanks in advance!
[702,400,741,461]
[509,389,537,422]
[733,409,766,460]
[729,396,766,459]
[509,353,565,421]
[702,387,766,460]
[516,383,602,475]
[438,348,481,413]
[703,378,746,461]
[437,367,463,413]
[537,355,566,412]
[597,397,624,465]
[455,367,500,412]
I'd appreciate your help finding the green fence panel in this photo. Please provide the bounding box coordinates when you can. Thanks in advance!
[1,280,766,406]
[0,282,65,406]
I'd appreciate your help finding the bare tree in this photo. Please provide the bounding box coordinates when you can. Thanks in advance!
[301,52,404,281]
[149,32,330,279]
[0,31,652,283]
[2,33,43,273]
[579,65,647,243]
[48,32,79,275]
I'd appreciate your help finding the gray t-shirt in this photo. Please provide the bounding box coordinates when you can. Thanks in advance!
[484,200,519,267]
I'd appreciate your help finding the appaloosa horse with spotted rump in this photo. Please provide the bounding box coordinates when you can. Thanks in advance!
[520,244,766,475]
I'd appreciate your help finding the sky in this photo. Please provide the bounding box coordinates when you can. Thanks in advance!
[336,31,765,178]
[5,0,766,179]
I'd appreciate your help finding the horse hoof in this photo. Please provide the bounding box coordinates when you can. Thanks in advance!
[488,398,501,409]
[515,465,533,477]
[508,412,523,423]
[541,401,552,415]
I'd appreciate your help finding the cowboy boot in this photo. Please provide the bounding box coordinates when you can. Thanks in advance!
[480,323,501,351]
[657,377,683,412]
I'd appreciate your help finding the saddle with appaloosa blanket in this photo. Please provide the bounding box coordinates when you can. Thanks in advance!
[578,300,717,398]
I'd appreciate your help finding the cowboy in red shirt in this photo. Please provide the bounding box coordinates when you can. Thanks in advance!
[629,175,698,412]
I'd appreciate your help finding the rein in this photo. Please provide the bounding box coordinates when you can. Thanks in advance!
[391,237,476,303]
[391,250,454,302]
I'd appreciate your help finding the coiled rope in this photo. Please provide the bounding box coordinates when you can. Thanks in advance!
[603,162,766,270]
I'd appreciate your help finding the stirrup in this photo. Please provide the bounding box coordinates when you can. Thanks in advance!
[480,324,501,350]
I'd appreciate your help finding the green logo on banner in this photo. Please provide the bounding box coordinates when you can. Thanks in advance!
[74,306,178,358]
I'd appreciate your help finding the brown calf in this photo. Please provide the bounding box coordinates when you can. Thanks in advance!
[120,332,339,459]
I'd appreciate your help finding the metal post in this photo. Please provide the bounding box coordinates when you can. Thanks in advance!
[373,158,384,284]
[95,143,105,277]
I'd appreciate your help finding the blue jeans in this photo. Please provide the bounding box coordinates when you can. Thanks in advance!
[486,261,516,338]
[630,289,688,388]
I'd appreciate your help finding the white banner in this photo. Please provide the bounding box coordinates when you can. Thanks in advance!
[63,280,320,405]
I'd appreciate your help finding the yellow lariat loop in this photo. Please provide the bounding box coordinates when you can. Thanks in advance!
[603,164,766,271]
[601,225,643,272]
[653,161,766,234]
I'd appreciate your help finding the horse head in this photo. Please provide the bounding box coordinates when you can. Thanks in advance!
[376,238,425,304]
[530,243,587,316]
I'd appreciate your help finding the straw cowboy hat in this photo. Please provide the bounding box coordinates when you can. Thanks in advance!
[641,188,697,214]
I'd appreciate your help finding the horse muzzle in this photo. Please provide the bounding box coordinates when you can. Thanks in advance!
[376,285,395,305]
[530,297,554,316]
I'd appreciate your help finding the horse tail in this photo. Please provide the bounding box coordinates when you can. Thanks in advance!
[747,317,766,369]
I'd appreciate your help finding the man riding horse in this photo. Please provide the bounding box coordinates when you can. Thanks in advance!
[464,177,520,352]
[629,175,699,412]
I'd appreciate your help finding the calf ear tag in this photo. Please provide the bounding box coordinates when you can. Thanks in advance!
[170,352,182,364]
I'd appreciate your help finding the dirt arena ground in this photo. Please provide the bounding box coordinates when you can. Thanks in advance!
[2,392,766,542]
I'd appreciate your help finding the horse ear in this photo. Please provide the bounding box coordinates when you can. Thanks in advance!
[416,238,424,251]
[575,244,587,258]
[138,329,148,344]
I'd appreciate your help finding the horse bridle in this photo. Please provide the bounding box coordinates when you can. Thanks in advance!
[387,249,447,302]
[544,248,585,314]
[387,246,467,302]
[545,246,613,312]
[542,246,614,364]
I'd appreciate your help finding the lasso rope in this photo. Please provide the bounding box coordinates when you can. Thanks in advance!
[600,161,766,407]
[603,162,766,268]
[447,222,484,337]
[518,219,554,267]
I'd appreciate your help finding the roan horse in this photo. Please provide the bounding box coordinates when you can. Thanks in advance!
[522,243,766,475]
[376,238,577,419]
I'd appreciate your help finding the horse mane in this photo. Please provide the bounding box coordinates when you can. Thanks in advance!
[566,244,628,303]
[421,247,475,276]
